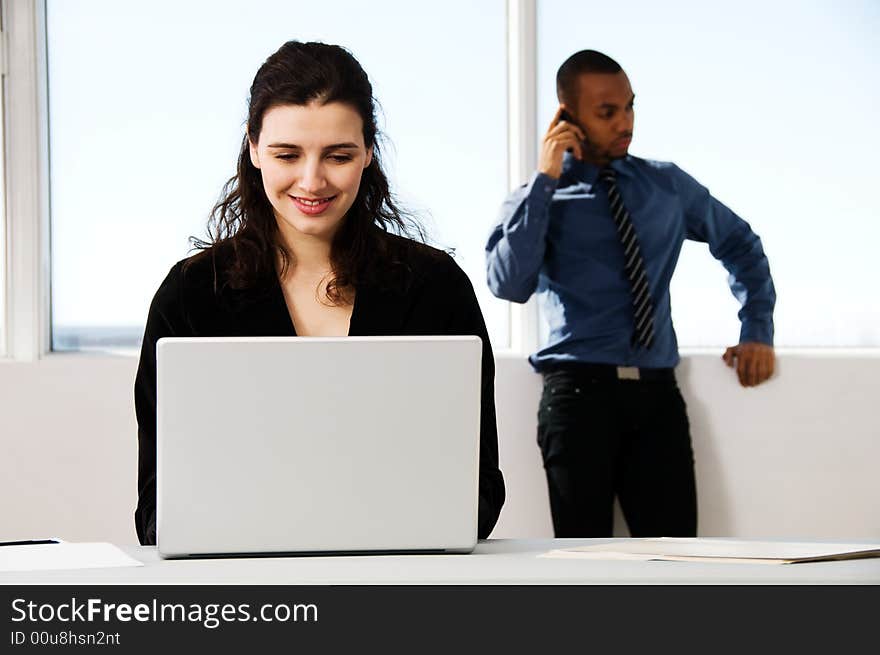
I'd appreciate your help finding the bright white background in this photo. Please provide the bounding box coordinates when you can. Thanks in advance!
[47,0,510,350]
[46,1,880,351]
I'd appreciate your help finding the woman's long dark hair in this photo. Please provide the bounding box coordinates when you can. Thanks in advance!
[190,41,425,301]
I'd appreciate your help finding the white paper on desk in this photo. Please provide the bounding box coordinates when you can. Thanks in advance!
[0,542,143,572]
[540,538,880,564]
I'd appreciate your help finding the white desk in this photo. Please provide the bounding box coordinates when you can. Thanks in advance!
[2,539,878,584]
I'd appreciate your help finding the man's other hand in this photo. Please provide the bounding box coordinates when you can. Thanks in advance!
[722,342,775,387]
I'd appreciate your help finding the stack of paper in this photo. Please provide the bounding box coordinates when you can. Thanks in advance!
[0,540,143,572]
[540,538,880,565]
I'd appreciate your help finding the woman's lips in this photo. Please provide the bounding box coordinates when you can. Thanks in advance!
[289,195,337,216]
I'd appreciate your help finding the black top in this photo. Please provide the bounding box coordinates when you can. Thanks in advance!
[134,237,506,545]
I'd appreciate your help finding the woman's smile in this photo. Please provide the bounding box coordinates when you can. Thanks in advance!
[289,195,338,216]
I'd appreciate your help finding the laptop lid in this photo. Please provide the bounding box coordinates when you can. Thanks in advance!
[156,336,481,558]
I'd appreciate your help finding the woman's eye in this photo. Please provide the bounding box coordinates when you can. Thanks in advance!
[276,153,298,161]
[329,154,353,163]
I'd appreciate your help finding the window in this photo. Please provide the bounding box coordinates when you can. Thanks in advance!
[32,1,880,355]
[537,0,880,346]
[46,0,509,352]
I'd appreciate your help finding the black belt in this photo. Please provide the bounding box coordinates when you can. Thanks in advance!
[542,361,676,382]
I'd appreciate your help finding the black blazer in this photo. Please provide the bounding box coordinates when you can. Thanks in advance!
[134,238,506,545]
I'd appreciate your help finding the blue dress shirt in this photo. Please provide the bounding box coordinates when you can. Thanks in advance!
[485,153,775,371]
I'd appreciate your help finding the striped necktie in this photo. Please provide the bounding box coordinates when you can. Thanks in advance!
[598,166,655,350]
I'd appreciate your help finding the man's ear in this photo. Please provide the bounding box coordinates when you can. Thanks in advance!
[248,131,261,169]
[364,146,373,169]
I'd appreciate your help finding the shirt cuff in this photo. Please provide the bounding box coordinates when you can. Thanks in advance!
[527,171,559,205]
[740,319,774,346]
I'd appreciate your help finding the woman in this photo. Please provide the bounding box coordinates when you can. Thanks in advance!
[134,41,505,545]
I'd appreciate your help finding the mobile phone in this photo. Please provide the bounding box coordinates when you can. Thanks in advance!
[557,109,589,154]
[558,109,576,125]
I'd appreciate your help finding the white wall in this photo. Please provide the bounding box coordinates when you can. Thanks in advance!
[492,353,880,538]
[1,355,137,543]
[1,352,878,543]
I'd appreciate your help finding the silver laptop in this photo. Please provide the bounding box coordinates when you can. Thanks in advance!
[156,336,482,558]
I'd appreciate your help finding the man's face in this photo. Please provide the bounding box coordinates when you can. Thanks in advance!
[566,71,635,165]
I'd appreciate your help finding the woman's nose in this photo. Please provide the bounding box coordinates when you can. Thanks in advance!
[297,160,327,194]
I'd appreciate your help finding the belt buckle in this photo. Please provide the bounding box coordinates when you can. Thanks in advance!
[616,366,640,380]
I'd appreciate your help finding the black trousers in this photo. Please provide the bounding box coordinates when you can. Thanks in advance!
[537,368,698,537]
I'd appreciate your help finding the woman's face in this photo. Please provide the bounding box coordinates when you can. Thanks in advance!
[249,101,372,244]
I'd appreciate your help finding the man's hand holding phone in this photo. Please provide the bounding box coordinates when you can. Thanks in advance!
[538,105,585,180]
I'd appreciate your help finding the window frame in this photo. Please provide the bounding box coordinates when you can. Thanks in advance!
[2,0,51,362]
[4,0,534,361]
[504,0,540,356]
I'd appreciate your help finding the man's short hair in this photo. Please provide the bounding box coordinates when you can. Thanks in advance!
[556,50,622,104]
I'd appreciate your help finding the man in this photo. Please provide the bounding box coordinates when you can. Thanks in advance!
[485,50,776,537]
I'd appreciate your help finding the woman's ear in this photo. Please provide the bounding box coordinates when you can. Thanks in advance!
[248,130,261,169]
[364,146,373,169]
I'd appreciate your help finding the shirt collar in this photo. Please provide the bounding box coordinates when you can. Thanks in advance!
[561,152,634,185]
